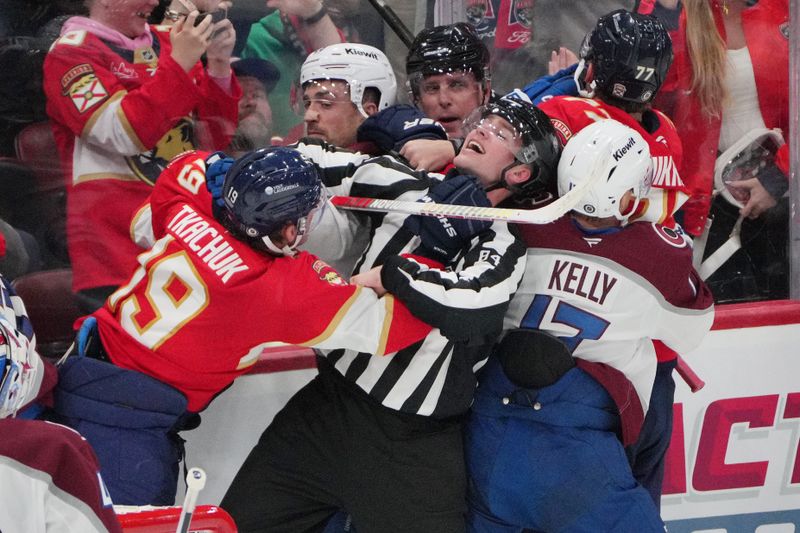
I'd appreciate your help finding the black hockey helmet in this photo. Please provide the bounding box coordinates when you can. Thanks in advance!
[405,23,490,96]
[463,91,561,198]
[576,9,673,104]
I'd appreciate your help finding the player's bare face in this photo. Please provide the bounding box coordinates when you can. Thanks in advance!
[102,0,160,37]
[302,80,364,148]
[454,115,520,187]
[416,72,484,139]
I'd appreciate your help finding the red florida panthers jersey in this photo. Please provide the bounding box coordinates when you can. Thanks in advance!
[43,25,240,293]
[538,96,688,228]
[94,152,431,412]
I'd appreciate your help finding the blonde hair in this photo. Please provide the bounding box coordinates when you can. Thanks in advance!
[684,0,728,117]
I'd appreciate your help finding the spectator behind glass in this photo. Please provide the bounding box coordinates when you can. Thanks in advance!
[43,0,240,313]
[659,0,789,301]
[399,23,491,172]
[300,43,397,149]
[229,57,280,156]
[240,0,349,137]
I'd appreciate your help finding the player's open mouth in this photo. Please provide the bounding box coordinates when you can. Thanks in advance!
[135,11,151,19]
[438,116,459,126]
[465,140,485,154]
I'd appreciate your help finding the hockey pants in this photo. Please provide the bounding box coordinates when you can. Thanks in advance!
[53,356,192,505]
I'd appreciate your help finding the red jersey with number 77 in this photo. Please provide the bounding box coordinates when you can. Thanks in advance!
[93,151,432,412]
[538,95,689,228]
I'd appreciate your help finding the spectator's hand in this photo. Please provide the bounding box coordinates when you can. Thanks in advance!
[267,0,324,18]
[350,266,386,296]
[522,63,579,104]
[728,177,778,219]
[170,11,213,72]
[403,174,491,264]
[218,1,234,10]
[206,18,236,76]
[400,140,455,172]
[548,47,578,75]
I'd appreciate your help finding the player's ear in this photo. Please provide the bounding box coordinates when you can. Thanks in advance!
[362,101,379,117]
[270,222,297,247]
[505,163,532,187]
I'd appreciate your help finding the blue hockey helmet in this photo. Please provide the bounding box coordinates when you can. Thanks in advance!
[220,147,325,255]
[575,9,673,104]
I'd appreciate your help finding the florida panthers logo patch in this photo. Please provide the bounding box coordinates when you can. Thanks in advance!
[651,223,687,248]
[312,260,347,286]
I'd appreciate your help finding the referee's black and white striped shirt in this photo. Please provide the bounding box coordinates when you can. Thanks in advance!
[294,139,528,419]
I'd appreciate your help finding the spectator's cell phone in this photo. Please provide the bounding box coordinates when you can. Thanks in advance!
[194,8,227,27]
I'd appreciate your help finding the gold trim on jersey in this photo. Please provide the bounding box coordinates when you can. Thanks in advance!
[114,92,148,152]
[81,91,125,141]
[376,296,395,356]
[300,288,362,347]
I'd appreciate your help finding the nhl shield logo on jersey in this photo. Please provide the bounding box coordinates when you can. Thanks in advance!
[312,260,347,286]
[779,22,789,39]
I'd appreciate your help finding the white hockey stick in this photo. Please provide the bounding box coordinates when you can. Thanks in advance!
[175,467,206,533]
[330,172,595,225]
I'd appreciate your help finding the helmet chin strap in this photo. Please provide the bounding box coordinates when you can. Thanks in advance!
[260,216,310,257]
[574,59,596,99]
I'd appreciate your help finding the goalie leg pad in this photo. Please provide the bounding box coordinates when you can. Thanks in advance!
[496,328,574,389]
[53,357,190,505]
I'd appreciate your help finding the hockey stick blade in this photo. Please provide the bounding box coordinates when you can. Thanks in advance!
[331,174,594,225]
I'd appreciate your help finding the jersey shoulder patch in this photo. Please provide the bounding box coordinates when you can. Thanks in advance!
[650,223,688,249]
[54,30,88,48]
[311,260,348,286]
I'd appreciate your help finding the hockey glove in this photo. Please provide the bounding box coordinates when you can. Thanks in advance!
[205,151,235,210]
[403,174,491,265]
[357,104,447,154]
[522,64,578,104]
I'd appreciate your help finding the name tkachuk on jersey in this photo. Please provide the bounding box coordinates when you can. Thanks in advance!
[538,96,688,228]
[93,152,431,412]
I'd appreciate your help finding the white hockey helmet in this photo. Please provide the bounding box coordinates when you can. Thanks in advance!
[0,316,38,418]
[300,43,397,117]
[557,119,653,224]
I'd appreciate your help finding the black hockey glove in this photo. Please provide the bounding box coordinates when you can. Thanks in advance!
[357,104,447,154]
[403,174,491,265]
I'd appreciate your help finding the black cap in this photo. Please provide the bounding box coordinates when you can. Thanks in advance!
[231,58,281,94]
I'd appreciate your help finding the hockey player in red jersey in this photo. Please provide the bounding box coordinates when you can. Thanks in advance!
[52,147,433,506]
[43,0,240,312]
[0,274,121,533]
[536,10,686,230]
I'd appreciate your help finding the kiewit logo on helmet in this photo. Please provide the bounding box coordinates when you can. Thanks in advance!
[265,184,300,195]
[345,48,378,60]
[612,137,637,161]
